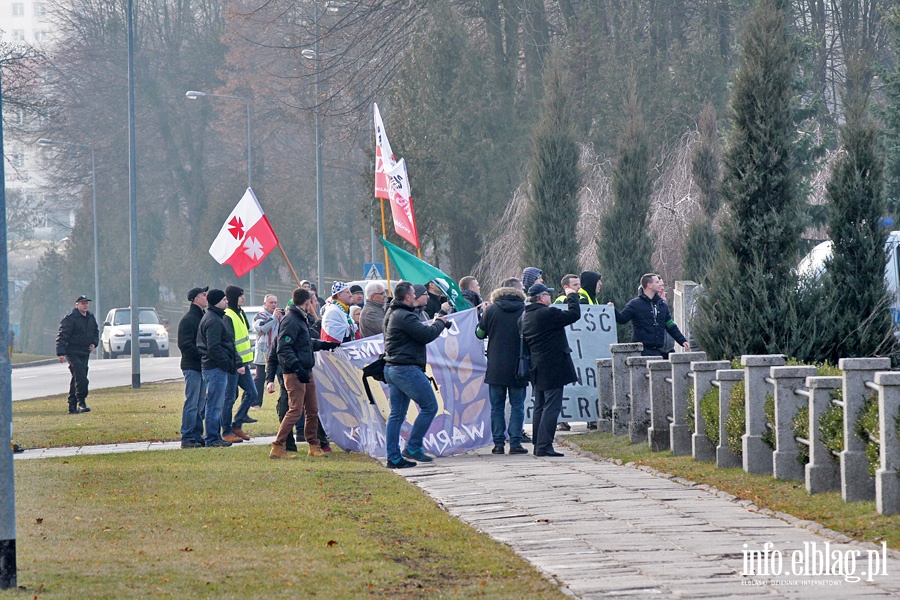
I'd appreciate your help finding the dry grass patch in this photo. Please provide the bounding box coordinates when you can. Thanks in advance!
[569,431,900,550]
[7,446,565,599]
[12,382,282,449]
[9,353,53,365]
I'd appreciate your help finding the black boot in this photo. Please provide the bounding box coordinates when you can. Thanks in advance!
[77,401,91,413]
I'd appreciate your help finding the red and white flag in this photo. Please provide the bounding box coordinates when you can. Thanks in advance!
[374,103,396,200]
[209,188,278,277]
[385,158,420,249]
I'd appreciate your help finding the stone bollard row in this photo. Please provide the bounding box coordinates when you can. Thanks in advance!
[689,360,728,462]
[715,369,743,469]
[670,352,707,456]
[595,358,613,432]
[610,343,642,435]
[627,355,654,443]
[871,372,900,515]
[647,359,672,451]
[740,355,785,475]
[804,376,842,495]
[838,357,889,502]
[771,365,817,481]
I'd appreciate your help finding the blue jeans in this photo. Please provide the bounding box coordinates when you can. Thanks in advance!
[202,368,227,445]
[532,387,564,453]
[180,369,206,443]
[224,365,257,432]
[489,385,526,446]
[384,364,438,462]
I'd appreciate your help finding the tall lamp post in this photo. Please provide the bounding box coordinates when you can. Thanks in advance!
[37,139,101,358]
[302,44,326,297]
[185,90,255,303]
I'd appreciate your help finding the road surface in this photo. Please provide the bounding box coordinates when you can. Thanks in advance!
[12,356,183,401]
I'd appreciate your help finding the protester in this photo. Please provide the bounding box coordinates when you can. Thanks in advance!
[522,283,581,457]
[423,281,445,319]
[321,281,359,343]
[197,289,240,447]
[611,273,690,358]
[251,294,282,409]
[178,286,208,448]
[460,276,484,318]
[222,285,257,443]
[269,288,340,459]
[476,282,528,455]
[553,274,581,304]
[521,267,543,292]
[383,282,451,468]
[359,281,387,337]
[349,284,365,307]
[55,295,99,414]
[299,293,334,452]
[265,334,297,452]
[349,305,361,326]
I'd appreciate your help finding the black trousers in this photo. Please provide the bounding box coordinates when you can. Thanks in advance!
[66,353,90,406]
[532,387,563,453]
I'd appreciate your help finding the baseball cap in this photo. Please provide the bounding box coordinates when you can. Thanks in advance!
[527,283,554,297]
[412,284,428,298]
[187,286,208,302]
[75,295,91,303]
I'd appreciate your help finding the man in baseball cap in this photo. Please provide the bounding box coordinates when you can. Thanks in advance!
[56,295,99,414]
[178,285,208,448]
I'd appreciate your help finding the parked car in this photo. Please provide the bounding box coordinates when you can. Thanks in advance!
[242,305,263,350]
[101,307,170,358]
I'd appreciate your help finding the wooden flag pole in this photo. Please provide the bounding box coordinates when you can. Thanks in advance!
[276,241,303,288]
[380,199,392,292]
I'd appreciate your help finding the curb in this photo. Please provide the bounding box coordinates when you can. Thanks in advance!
[11,359,59,369]
[562,437,900,562]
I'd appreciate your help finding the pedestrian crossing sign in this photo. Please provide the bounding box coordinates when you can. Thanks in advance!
[363,262,384,280]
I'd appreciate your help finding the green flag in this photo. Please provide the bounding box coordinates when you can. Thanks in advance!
[381,237,471,312]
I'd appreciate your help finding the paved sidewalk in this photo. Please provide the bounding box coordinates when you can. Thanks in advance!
[14,435,900,598]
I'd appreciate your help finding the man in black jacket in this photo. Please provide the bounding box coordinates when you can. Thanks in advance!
[612,273,690,358]
[197,289,241,447]
[178,286,207,448]
[270,288,339,459]
[383,282,450,468]
[56,295,99,414]
[476,284,528,455]
[522,283,581,457]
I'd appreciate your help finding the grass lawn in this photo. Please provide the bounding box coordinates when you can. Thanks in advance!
[9,352,54,365]
[12,382,282,449]
[6,447,565,599]
[568,431,900,550]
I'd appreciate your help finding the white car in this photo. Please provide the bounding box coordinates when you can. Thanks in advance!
[101,307,170,358]
[243,305,263,350]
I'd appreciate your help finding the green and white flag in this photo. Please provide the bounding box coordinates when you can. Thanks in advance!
[381,237,472,312]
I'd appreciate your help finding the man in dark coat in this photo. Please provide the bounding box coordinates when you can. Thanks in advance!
[177,286,207,448]
[522,283,581,457]
[612,273,690,358]
[56,295,100,414]
[197,289,241,447]
[476,284,528,455]
[460,276,484,318]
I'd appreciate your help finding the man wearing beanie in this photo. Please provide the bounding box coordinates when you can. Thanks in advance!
[270,287,340,459]
[222,285,258,443]
[197,289,241,447]
[178,286,208,448]
[521,267,543,292]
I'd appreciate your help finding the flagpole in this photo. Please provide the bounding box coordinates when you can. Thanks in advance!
[379,199,392,292]
[276,242,303,288]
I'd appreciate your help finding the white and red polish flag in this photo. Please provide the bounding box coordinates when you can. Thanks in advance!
[374,103,396,200]
[385,158,420,249]
[209,188,278,277]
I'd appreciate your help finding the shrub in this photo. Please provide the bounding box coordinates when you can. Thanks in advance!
[725,380,745,458]
[700,387,720,447]
[855,394,880,478]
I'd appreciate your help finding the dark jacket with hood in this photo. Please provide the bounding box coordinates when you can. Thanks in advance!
[197,305,240,373]
[523,292,581,391]
[56,308,99,357]
[178,303,205,371]
[476,286,526,387]
[383,300,448,369]
[615,290,687,351]
[277,304,334,383]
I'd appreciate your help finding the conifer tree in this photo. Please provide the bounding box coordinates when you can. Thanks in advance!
[521,61,581,286]
[683,103,721,284]
[881,6,900,217]
[597,90,654,313]
[824,58,893,360]
[693,0,805,358]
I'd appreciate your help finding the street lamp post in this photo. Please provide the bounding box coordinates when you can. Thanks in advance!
[185,90,255,303]
[302,43,325,297]
[37,139,101,359]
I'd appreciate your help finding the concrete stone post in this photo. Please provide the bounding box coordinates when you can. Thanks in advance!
[687,360,729,462]
[771,365,817,481]
[595,358,613,432]
[874,371,900,515]
[741,355,785,475]
[610,343,642,435]
[626,355,654,443]
[648,360,672,451]
[672,281,700,353]
[839,357,889,502]
[805,376,842,494]
[670,352,707,456]
[716,369,744,468]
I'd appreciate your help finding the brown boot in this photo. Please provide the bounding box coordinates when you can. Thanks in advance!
[269,442,293,459]
[222,433,243,443]
[231,427,250,441]
[308,444,327,457]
